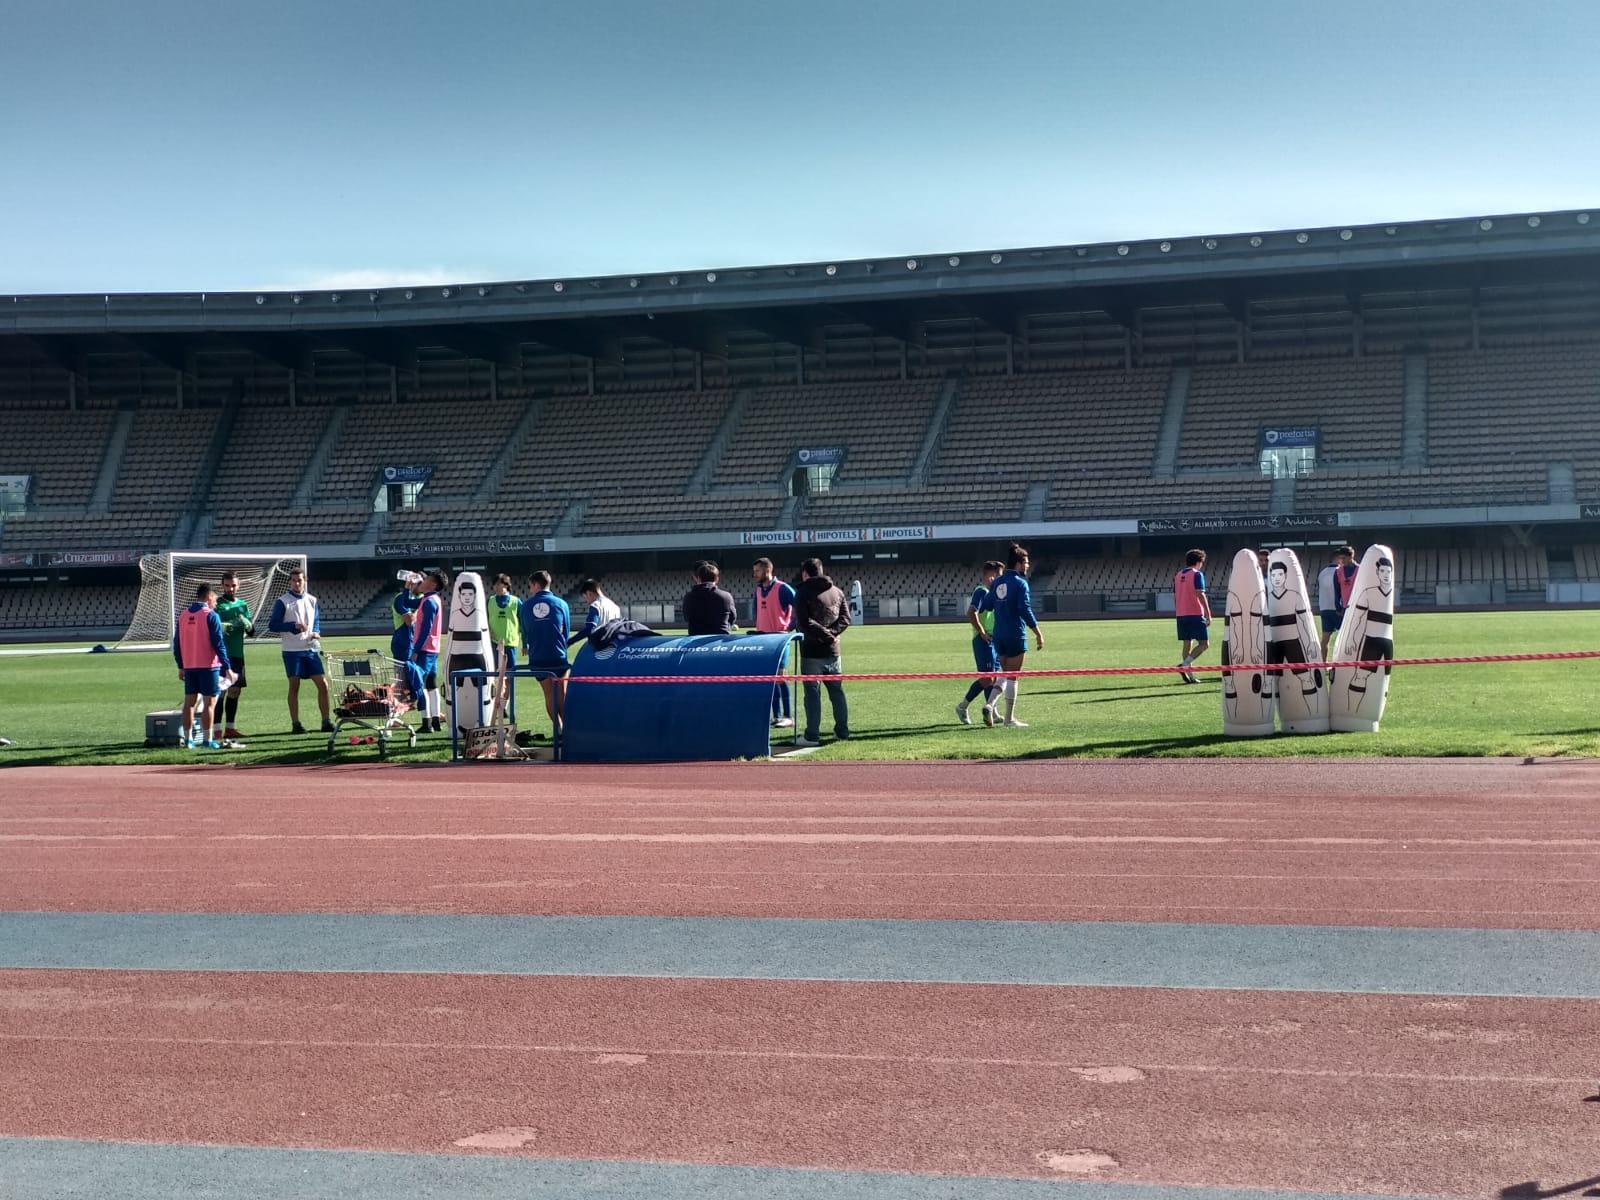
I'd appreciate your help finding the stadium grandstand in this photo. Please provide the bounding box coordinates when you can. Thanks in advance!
[3,207,1600,641]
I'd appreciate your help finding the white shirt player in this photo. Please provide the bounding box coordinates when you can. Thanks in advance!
[1316,564,1339,612]
[270,590,321,653]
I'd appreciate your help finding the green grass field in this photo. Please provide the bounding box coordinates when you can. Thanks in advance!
[1,610,1597,766]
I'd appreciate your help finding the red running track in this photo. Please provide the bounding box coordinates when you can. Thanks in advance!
[1,970,1595,1195]
[2,761,1599,927]
[2,759,1598,1198]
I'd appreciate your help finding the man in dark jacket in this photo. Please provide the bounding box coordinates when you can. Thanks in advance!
[794,558,850,746]
[682,560,737,635]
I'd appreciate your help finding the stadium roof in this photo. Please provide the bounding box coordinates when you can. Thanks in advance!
[3,208,1598,352]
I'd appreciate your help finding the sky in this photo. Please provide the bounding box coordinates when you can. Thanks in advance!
[2,0,1598,294]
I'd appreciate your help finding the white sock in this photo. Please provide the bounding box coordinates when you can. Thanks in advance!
[1003,679,1018,721]
[1182,655,1193,667]
[427,688,441,718]
[985,686,1002,708]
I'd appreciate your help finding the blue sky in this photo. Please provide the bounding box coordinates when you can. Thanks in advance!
[3,0,1598,294]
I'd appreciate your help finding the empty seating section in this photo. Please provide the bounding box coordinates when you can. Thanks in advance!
[1048,475,1271,520]
[1428,347,1600,480]
[113,410,218,512]
[2,343,1598,556]
[208,407,333,521]
[1297,465,1547,511]
[315,399,523,502]
[209,510,371,548]
[582,494,784,534]
[1401,548,1549,592]
[0,583,137,632]
[0,511,181,551]
[0,410,114,506]
[938,369,1169,486]
[1575,546,1600,581]
[309,578,389,621]
[1045,557,1181,599]
[382,499,569,539]
[713,381,940,486]
[801,484,1028,525]
[1180,359,1404,467]
[501,389,730,501]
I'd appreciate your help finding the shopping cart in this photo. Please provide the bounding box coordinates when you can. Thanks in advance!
[325,649,418,758]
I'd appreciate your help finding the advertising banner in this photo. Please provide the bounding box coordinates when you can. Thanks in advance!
[1137,513,1340,535]
[793,448,846,467]
[871,524,933,541]
[48,550,143,566]
[1259,427,1319,449]
[379,465,435,484]
[374,538,543,558]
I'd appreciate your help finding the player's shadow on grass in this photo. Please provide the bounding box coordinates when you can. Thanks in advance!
[1010,731,1245,758]
[817,722,969,743]
[1061,687,1222,707]
[1032,681,1216,698]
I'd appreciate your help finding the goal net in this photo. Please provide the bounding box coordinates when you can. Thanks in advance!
[118,551,307,651]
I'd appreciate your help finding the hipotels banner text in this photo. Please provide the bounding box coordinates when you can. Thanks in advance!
[739,526,932,546]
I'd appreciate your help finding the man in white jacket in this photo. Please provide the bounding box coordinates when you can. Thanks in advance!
[267,567,332,734]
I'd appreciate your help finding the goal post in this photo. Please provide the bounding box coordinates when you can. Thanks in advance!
[117,550,307,651]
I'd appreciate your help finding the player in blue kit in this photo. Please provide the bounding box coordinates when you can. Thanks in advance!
[980,543,1044,728]
[520,570,572,738]
[390,572,424,706]
[956,560,1005,728]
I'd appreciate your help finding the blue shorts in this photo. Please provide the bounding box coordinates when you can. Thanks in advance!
[530,659,570,679]
[1176,616,1209,642]
[1320,610,1343,635]
[183,667,221,697]
[390,631,412,662]
[972,636,1000,675]
[282,650,324,679]
[496,644,518,671]
[992,635,1026,661]
[412,652,439,683]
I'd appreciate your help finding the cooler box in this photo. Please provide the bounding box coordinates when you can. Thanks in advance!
[145,709,185,747]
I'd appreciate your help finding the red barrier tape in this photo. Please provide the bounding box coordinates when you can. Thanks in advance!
[567,649,1600,684]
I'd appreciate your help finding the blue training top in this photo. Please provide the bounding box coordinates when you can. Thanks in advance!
[982,569,1038,642]
[520,591,572,665]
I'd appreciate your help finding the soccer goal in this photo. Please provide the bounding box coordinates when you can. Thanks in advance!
[117,550,307,651]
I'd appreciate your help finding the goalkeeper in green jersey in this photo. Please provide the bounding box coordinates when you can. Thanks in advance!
[214,571,256,741]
